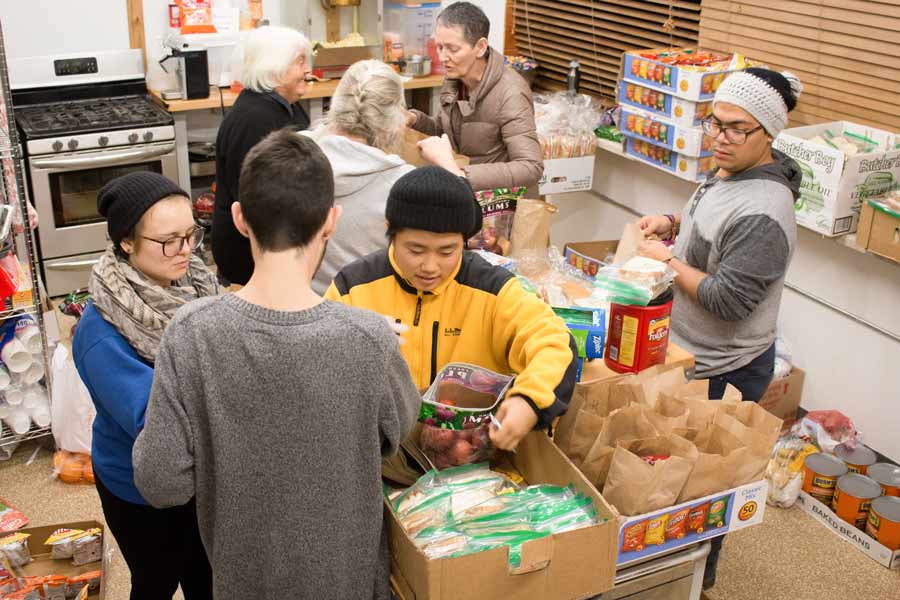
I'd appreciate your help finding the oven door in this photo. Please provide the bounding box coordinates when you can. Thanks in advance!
[28,141,178,260]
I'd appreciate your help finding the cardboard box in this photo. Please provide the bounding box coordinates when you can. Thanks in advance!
[619,106,712,158]
[388,432,618,600]
[856,198,900,264]
[618,81,713,128]
[538,155,596,195]
[759,368,805,433]
[621,48,734,102]
[9,520,108,598]
[773,121,900,236]
[796,492,900,569]
[563,241,618,278]
[624,136,716,183]
[616,480,768,567]
[580,342,696,383]
[553,307,606,360]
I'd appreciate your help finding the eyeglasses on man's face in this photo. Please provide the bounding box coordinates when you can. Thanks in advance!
[701,118,764,145]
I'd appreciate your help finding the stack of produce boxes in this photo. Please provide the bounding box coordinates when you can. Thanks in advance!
[617,48,737,182]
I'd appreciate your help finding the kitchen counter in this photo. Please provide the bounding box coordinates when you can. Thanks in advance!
[147,74,445,112]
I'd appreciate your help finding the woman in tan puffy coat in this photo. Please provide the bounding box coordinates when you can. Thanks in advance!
[408,2,543,195]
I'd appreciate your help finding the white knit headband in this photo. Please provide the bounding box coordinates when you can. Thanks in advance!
[713,71,789,138]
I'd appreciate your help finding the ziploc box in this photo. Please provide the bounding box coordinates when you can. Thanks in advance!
[553,307,606,360]
[622,48,733,102]
[618,80,713,128]
[620,106,713,158]
[617,480,768,566]
[624,136,716,183]
[773,121,900,236]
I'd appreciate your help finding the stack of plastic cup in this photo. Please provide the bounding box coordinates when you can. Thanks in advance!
[3,408,30,435]
[3,386,23,407]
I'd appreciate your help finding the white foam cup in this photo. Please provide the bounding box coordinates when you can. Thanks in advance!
[1,337,31,373]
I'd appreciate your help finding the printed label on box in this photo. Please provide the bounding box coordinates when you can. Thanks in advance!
[539,156,596,195]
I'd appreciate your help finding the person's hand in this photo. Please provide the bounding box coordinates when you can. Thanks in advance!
[26,202,39,230]
[489,395,538,451]
[638,215,672,239]
[638,240,674,263]
[417,134,464,176]
[405,110,418,127]
[383,315,409,345]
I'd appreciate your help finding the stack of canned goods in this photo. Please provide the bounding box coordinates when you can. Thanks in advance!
[802,446,900,551]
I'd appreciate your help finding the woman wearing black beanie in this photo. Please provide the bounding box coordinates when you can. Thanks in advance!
[73,172,218,599]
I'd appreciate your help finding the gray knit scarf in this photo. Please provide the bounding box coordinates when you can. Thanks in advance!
[90,246,220,363]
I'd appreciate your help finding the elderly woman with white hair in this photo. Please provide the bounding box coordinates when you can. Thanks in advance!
[213,25,312,286]
[303,59,462,294]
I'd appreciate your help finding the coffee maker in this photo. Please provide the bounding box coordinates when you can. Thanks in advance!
[159,41,210,100]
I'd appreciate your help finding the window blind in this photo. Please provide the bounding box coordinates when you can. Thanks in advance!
[699,0,900,132]
[512,0,703,99]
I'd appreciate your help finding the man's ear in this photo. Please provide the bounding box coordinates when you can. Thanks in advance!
[322,205,343,241]
[231,202,250,239]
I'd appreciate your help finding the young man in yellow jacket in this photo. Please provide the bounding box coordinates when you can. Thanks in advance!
[326,166,578,451]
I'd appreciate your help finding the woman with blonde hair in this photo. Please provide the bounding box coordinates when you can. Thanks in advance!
[305,59,462,294]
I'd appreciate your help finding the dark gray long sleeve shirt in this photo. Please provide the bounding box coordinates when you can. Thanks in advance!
[132,295,420,600]
[671,150,801,377]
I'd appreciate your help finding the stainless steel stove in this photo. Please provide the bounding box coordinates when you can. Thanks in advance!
[9,49,177,296]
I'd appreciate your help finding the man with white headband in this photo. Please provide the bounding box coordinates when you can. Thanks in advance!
[637,68,803,588]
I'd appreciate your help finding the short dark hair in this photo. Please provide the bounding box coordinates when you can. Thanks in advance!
[436,2,490,46]
[238,129,334,251]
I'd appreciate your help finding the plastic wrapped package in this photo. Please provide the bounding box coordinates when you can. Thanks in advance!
[398,489,453,537]
[796,410,858,453]
[470,187,526,254]
[418,365,514,469]
[512,246,597,308]
[465,529,550,568]
[534,93,604,159]
[0,533,31,568]
[43,529,83,560]
[414,526,470,559]
[766,434,818,508]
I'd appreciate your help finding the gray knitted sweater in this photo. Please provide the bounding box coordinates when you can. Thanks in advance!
[671,150,801,378]
[133,294,420,600]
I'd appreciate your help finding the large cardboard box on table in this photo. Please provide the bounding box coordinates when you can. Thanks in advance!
[624,136,715,183]
[621,48,734,102]
[538,156,596,195]
[617,81,713,128]
[773,121,900,236]
[388,432,618,600]
[856,198,900,264]
[6,520,108,598]
[758,368,804,433]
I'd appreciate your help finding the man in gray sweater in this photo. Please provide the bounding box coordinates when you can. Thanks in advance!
[639,68,803,589]
[133,130,420,599]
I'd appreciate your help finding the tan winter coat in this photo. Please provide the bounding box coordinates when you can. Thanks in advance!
[411,47,543,194]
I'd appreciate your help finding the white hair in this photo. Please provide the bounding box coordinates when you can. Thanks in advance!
[311,60,407,153]
[240,26,311,93]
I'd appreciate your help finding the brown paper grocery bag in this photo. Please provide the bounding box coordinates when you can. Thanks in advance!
[711,411,774,486]
[677,424,747,502]
[566,409,606,467]
[719,400,783,451]
[555,375,627,456]
[602,434,698,516]
[645,394,689,434]
[509,198,558,257]
[579,404,660,486]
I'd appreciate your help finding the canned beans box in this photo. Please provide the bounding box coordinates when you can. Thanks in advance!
[803,452,848,504]
[868,462,900,497]
[832,474,883,530]
[834,445,877,475]
[866,496,900,551]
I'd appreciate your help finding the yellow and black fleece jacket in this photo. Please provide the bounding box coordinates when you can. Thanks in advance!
[325,246,578,427]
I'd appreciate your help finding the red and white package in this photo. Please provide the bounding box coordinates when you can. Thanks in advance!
[0,497,28,533]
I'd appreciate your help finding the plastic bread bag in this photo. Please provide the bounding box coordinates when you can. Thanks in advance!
[454,485,574,526]
[795,410,858,453]
[600,257,676,299]
[0,533,31,568]
[43,529,84,560]
[766,434,818,508]
[419,365,514,469]
[397,489,453,537]
[71,528,103,566]
[414,526,471,559]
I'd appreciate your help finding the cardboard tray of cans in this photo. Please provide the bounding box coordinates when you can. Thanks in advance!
[621,48,735,102]
[624,137,716,183]
[617,480,768,567]
[620,106,713,158]
[796,492,900,569]
[618,81,713,129]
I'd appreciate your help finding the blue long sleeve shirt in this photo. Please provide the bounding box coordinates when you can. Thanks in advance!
[73,303,153,505]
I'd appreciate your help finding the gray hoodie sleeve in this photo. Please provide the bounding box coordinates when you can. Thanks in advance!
[133,328,196,508]
[379,333,420,457]
[697,214,791,322]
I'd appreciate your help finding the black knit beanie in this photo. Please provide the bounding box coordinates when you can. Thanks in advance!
[385,166,483,239]
[97,172,190,246]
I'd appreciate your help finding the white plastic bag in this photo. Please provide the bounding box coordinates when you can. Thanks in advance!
[50,345,95,455]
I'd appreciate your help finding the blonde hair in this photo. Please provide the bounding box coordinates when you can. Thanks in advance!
[240,26,311,93]
[321,60,407,153]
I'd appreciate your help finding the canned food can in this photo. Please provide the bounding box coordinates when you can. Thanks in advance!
[832,474,882,530]
[835,444,877,475]
[866,496,900,551]
[867,462,900,497]
[802,453,848,504]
